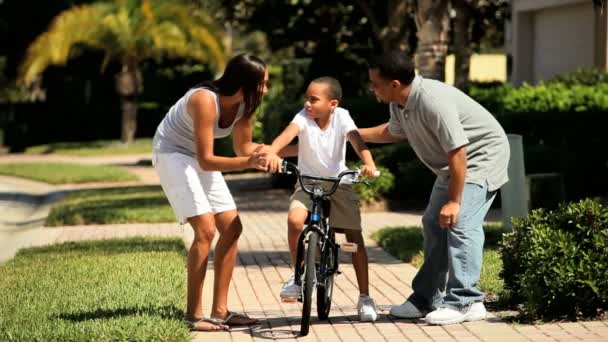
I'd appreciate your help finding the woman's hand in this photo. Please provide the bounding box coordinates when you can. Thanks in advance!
[360,164,379,178]
[247,151,268,171]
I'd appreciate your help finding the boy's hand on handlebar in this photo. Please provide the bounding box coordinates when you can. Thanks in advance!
[360,164,379,178]
[265,153,283,173]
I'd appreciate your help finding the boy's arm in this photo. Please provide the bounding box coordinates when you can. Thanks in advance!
[278,144,298,158]
[267,123,300,172]
[347,130,377,177]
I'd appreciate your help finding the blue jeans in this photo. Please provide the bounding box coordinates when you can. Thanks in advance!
[409,178,496,311]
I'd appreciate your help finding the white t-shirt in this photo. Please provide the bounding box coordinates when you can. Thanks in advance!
[291,107,358,178]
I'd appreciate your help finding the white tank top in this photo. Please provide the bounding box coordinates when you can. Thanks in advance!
[152,88,245,157]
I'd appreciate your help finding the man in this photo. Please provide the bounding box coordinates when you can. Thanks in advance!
[359,51,510,325]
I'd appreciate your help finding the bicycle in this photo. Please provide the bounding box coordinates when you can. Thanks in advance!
[280,160,377,336]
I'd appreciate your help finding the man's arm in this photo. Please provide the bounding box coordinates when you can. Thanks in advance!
[440,146,467,229]
[358,123,404,143]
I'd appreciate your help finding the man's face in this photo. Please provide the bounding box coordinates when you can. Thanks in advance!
[368,68,394,103]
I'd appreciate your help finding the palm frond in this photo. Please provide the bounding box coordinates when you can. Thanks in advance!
[19,0,226,85]
[18,5,107,85]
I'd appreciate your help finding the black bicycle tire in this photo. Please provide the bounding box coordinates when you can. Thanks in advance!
[300,231,319,336]
[316,231,335,320]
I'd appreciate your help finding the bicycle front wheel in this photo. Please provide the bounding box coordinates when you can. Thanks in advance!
[300,230,319,336]
[317,230,336,320]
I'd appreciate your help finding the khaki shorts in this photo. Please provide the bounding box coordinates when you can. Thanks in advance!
[289,181,361,230]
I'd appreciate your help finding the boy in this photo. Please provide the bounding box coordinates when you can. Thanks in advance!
[267,77,379,322]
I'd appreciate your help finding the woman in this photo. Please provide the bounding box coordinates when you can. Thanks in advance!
[152,53,269,331]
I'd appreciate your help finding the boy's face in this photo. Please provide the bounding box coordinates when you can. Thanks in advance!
[304,82,338,119]
[368,68,396,103]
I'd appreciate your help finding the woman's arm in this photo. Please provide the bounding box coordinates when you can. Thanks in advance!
[232,115,266,156]
[190,92,265,172]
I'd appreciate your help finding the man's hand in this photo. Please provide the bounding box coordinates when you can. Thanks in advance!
[439,201,461,229]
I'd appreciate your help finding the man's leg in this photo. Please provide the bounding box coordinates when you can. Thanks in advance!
[443,183,495,308]
[391,178,448,318]
[411,179,449,309]
[425,183,496,325]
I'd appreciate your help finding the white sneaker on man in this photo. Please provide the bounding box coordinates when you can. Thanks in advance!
[357,295,378,322]
[425,302,487,325]
[389,300,428,319]
[280,275,301,302]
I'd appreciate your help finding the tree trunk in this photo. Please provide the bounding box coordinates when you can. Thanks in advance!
[384,0,412,53]
[115,62,143,145]
[453,0,474,90]
[415,0,450,81]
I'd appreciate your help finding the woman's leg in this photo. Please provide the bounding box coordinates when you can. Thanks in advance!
[186,213,226,330]
[209,209,243,319]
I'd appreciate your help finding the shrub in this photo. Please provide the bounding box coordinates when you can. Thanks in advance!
[349,164,395,204]
[546,67,608,86]
[500,199,608,319]
[503,83,608,113]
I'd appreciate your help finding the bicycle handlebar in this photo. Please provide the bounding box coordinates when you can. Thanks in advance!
[281,160,378,198]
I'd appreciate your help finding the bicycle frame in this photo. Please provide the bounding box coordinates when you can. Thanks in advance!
[281,160,360,292]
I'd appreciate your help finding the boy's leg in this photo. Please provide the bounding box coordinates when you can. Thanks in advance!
[287,207,309,267]
[342,229,369,295]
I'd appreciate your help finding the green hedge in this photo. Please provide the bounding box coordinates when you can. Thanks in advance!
[500,199,608,319]
[468,75,608,202]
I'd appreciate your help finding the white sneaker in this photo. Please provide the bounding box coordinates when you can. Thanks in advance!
[425,302,487,325]
[280,275,301,302]
[357,295,378,322]
[389,300,428,319]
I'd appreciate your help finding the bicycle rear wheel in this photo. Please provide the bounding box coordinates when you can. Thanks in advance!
[300,230,319,336]
[317,230,336,320]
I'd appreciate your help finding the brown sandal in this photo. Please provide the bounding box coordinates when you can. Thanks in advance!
[184,317,230,331]
[209,311,260,326]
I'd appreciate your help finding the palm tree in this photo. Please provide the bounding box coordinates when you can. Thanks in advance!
[18,0,225,144]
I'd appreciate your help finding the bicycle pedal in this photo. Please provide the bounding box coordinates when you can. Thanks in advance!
[340,242,358,253]
[281,296,298,303]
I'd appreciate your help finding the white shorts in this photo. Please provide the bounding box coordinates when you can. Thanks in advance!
[153,152,236,224]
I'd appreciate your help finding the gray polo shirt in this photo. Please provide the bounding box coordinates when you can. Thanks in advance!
[388,76,510,191]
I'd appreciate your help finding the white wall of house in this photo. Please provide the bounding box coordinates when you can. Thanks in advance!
[510,0,608,85]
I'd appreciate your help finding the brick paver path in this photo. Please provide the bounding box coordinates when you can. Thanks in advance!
[2,153,607,341]
[15,190,607,342]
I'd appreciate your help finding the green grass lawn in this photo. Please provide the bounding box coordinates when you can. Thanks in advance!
[0,238,189,342]
[371,224,505,301]
[25,138,152,156]
[47,186,174,226]
[0,162,138,184]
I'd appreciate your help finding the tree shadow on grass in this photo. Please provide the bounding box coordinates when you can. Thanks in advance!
[53,304,184,322]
